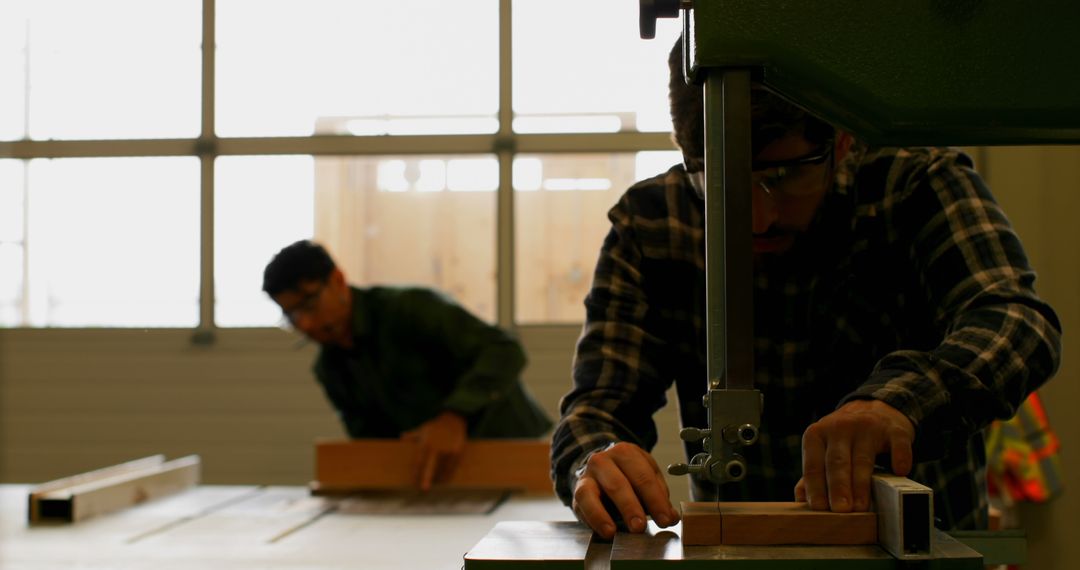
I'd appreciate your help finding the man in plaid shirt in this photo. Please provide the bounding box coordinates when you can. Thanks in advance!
[551,38,1062,539]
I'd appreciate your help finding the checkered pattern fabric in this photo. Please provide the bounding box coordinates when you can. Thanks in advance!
[551,145,1061,530]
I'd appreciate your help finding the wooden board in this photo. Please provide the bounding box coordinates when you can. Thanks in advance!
[312,439,553,494]
[611,520,897,569]
[29,455,200,524]
[680,502,877,546]
[679,502,723,547]
[334,489,510,515]
[613,520,984,570]
[460,517,983,570]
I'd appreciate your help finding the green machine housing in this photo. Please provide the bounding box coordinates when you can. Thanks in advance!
[685,0,1080,146]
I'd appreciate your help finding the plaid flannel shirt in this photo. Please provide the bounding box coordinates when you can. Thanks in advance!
[551,145,1061,530]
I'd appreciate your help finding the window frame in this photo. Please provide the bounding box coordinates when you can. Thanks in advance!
[0,0,676,336]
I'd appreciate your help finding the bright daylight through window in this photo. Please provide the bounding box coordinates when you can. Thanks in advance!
[0,0,681,328]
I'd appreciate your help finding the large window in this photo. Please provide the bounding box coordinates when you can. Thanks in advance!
[514,151,681,324]
[216,0,499,137]
[0,0,200,141]
[2,157,200,327]
[216,154,499,326]
[0,0,682,329]
[512,0,675,134]
[214,156,315,327]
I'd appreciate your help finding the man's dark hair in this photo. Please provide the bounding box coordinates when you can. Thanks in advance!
[668,36,834,170]
[262,240,336,296]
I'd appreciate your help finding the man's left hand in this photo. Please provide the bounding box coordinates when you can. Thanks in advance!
[402,411,468,491]
[795,399,915,512]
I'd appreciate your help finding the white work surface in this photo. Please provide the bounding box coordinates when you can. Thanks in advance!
[0,485,575,570]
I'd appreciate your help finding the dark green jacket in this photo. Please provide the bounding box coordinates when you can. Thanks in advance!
[313,286,552,438]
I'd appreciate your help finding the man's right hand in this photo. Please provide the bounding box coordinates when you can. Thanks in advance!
[571,442,680,540]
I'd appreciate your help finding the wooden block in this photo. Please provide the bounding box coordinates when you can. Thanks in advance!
[613,519,894,567]
[719,502,877,546]
[312,439,553,495]
[29,455,200,524]
[335,489,509,515]
[679,502,722,547]
[680,501,877,546]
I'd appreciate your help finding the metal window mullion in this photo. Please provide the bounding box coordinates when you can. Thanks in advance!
[496,0,514,329]
[19,19,31,324]
[0,132,675,159]
[19,160,31,324]
[514,132,674,153]
[195,0,217,341]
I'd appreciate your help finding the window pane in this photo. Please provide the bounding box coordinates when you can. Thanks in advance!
[216,155,497,327]
[0,0,200,141]
[215,156,316,327]
[217,0,499,137]
[325,155,496,322]
[20,158,199,327]
[514,151,682,324]
[0,13,27,140]
[0,242,22,325]
[0,159,25,324]
[512,0,682,134]
[0,159,25,242]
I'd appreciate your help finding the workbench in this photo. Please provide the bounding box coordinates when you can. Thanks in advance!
[0,484,573,570]
[4,483,1015,569]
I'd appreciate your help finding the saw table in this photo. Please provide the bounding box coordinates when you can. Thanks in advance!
[463,518,1012,569]
[0,484,573,570]
[2,483,1023,568]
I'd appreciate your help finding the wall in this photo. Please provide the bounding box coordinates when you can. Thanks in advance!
[0,329,337,484]
[0,325,687,498]
[981,146,1080,570]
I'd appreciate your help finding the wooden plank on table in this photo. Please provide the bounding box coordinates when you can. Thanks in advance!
[463,521,592,570]
[611,520,895,569]
[29,455,200,524]
[334,489,510,515]
[680,502,722,547]
[312,439,553,495]
[680,502,877,546]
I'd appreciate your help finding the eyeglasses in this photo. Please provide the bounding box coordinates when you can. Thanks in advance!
[684,144,834,200]
[752,145,834,199]
[281,281,328,324]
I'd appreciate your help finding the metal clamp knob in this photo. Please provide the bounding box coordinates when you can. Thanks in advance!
[668,452,709,477]
[667,462,693,476]
[723,457,747,481]
[679,426,711,442]
[723,423,759,445]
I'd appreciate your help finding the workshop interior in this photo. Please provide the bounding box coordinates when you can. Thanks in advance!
[1,0,1078,568]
